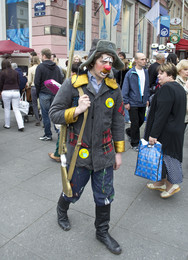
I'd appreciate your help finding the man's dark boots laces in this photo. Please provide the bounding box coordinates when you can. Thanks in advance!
[57,194,71,231]
[95,204,122,255]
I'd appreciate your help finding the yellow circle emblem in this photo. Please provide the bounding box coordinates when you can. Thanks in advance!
[105,98,114,108]
[79,149,89,159]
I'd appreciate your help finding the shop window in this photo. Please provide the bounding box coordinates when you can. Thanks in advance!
[69,0,85,51]
[6,0,29,47]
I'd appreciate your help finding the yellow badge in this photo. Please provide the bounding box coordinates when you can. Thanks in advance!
[105,98,114,108]
[79,149,89,159]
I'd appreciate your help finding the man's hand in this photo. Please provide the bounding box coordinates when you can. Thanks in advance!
[113,153,122,170]
[146,101,149,107]
[124,104,130,110]
[149,136,157,145]
[74,94,91,117]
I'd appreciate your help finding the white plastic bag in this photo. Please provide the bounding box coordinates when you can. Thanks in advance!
[19,93,29,115]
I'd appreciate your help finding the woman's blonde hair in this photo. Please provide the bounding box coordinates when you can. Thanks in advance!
[176,59,188,74]
[31,56,40,66]
[73,55,82,63]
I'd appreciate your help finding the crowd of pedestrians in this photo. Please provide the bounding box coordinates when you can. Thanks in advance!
[122,52,187,200]
[0,39,188,255]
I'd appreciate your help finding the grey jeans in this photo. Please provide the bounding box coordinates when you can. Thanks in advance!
[31,86,40,121]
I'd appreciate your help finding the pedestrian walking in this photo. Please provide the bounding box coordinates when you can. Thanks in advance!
[145,63,186,198]
[167,53,178,65]
[49,39,125,255]
[11,63,28,95]
[0,59,24,131]
[28,56,41,126]
[122,53,150,151]
[116,52,130,123]
[34,48,63,141]
[148,53,165,96]
[176,59,188,125]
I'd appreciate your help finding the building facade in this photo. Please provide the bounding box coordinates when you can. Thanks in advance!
[2,0,187,63]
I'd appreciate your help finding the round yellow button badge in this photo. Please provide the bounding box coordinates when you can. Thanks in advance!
[105,98,114,108]
[79,149,89,159]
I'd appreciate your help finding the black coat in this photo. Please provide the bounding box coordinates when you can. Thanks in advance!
[145,81,186,162]
[34,60,63,97]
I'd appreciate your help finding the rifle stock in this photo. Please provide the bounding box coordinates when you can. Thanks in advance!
[59,11,80,197]
[61,166,73,197]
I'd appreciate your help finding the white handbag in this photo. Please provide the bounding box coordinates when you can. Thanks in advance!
[19,93,29,115]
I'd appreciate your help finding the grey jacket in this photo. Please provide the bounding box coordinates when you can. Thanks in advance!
[49,73,125,171]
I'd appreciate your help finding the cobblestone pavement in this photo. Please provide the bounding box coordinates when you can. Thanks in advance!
[0,107,188,260]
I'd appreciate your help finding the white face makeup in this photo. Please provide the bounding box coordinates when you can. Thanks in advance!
[100,55,113,77]
[90,54,114,82]
[102,56,113,63]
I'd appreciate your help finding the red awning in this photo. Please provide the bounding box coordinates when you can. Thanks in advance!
[175,39,188,51]
[0,40,34,55]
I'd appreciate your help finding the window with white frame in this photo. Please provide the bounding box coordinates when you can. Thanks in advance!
[6,0,29,47]
[69,0,86,51]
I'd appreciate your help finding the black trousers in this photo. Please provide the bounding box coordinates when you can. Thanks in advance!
[126,106,146,147]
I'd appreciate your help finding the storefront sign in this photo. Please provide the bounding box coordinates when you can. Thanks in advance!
[34,2,45,16]
[170,33,180,44]
[170,17,181,25]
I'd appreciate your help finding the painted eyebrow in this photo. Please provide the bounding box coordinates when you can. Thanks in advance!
[102,57,113,62]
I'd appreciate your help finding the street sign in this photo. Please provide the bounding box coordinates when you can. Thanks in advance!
[34,2,45,17]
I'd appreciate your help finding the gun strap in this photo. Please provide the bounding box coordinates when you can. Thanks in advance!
[67,87,88,181]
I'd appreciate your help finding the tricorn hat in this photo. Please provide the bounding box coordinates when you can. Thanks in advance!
[80,39,124,70]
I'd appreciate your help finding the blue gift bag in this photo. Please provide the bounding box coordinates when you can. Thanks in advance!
[135,139,163,181]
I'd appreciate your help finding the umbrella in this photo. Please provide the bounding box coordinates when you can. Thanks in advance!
[0,40,34,55]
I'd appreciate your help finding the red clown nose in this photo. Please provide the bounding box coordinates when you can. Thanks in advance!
[102,65,112,74]
[104,65,111,71]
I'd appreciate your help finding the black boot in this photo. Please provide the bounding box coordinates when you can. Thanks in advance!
[95,204,122,255]
[57,194,71,231]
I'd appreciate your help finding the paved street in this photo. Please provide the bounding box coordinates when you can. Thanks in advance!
[0,107,188,260]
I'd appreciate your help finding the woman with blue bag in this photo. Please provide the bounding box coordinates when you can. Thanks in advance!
[144,63,186,198]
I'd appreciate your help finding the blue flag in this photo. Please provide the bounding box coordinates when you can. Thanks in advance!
[110,0,122,26]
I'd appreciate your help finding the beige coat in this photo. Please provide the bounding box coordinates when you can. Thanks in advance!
[176,75,188,123]
[28,64,38,87]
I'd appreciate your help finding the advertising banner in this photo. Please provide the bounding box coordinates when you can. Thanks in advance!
[160,15,170,37]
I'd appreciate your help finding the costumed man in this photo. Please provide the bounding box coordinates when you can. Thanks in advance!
[49,39,125,255]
